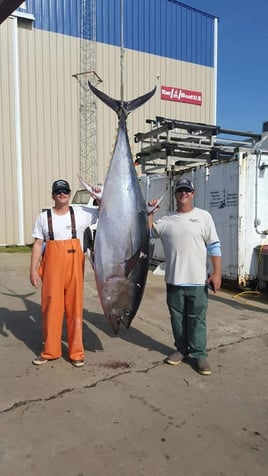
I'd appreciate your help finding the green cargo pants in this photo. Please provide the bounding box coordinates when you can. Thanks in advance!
[166,284,208,359]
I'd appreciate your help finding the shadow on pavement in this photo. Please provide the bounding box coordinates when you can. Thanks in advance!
[85,310,173,357]
[209,291,268,313]
[0,289,171,360]
[0,290,103,358]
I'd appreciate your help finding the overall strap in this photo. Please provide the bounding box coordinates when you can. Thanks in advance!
[46,209,54,241]
[46,207,77,240]
[69,206,77,239]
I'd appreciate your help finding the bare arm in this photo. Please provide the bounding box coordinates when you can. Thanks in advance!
[30,238,43,288]
[148,211,154,229]
[147,198,159,229]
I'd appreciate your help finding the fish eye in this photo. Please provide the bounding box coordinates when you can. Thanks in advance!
[124,309,131,317]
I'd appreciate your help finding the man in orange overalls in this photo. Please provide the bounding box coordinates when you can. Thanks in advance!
[30,179,99,367]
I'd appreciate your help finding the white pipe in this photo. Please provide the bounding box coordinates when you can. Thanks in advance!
[213,17,218,125]
[12,16,25,245]
[254,149,268,235]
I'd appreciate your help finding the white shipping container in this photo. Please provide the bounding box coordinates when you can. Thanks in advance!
[140,150,268,288]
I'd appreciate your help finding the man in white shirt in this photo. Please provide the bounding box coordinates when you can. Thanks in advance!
[148,178,222,375]
[30,179,99,368]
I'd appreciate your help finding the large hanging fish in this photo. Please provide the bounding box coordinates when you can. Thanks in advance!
[88,81,156,333]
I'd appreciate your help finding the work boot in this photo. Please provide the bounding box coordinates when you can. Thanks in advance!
[195,358,212,375]
[166,350,188,365]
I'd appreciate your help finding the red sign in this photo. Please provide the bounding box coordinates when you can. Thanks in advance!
[161,85,202,106]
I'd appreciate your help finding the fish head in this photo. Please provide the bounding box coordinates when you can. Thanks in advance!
[99,276,142,334]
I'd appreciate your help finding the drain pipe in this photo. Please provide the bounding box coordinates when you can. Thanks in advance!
[213,17,219,125]
[12,15,25,244]
[254,123,268,235]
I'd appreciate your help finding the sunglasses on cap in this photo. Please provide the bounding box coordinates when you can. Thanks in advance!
[54,189,70,195]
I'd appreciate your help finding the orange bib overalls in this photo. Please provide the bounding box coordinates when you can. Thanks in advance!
[38,207,85,361]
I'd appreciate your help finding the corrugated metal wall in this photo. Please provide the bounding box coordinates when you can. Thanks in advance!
[0,15,81,245]
[97,0,214,67]
[21,0,215,67]
[0,0,217,245]
[19,26,81,244]
[17,0,80,37]
[95,43,215,181]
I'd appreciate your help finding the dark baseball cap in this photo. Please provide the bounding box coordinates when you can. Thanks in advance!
[174,178,194,193]
[52,179,71,193]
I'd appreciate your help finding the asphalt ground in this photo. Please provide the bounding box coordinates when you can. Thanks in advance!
[0,253,268,476]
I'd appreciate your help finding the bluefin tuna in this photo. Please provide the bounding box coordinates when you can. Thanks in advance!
[88,81,156,333]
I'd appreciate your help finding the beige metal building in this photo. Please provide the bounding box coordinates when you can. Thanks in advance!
[0,1,218,245]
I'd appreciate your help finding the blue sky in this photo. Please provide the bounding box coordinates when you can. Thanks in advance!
[182,0,268,134]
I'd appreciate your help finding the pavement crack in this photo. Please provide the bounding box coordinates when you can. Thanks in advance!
[1,397,43,414]
[0,362,163,415]
[208,332,268,352]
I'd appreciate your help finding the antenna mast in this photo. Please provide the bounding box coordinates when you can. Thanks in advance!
[76,0,99,184]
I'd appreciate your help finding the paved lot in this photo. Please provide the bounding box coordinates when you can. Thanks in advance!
[0,253,268,476]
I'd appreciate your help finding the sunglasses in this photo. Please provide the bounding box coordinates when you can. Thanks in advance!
[176,188,192,193]
[54,189,70,195]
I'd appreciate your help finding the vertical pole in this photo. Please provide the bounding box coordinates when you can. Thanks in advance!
[120,0,124,106]
[12,16,25,244]
[213,17,218,126]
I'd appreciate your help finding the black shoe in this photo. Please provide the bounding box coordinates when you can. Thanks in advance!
[195,358,211,375]
[166,351,188,365]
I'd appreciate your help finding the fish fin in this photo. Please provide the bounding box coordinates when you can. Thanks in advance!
[88,81,121,114]
[78,174,103,201]
[88,81,156,117]
[124,248,141,277]
[78,174,94,193]
[123,86,157,115]
[147,192,165,215]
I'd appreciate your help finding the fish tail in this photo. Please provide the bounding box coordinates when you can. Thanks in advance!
[77,174,93,194]
[88,81,156,117]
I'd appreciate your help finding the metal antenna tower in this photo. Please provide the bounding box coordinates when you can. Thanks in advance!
[73,0,101,184]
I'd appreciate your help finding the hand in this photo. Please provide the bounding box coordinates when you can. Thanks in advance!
[207,273,221,293]
[147,198,160,215]
[78,176,103,202]
[91,186,103,203]
[30,270,40,289]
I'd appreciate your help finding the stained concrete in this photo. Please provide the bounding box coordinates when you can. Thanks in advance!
[0,253,267,476]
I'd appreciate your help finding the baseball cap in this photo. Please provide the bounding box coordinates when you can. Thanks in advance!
[52,179,71,193]
[174,178,194,193]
